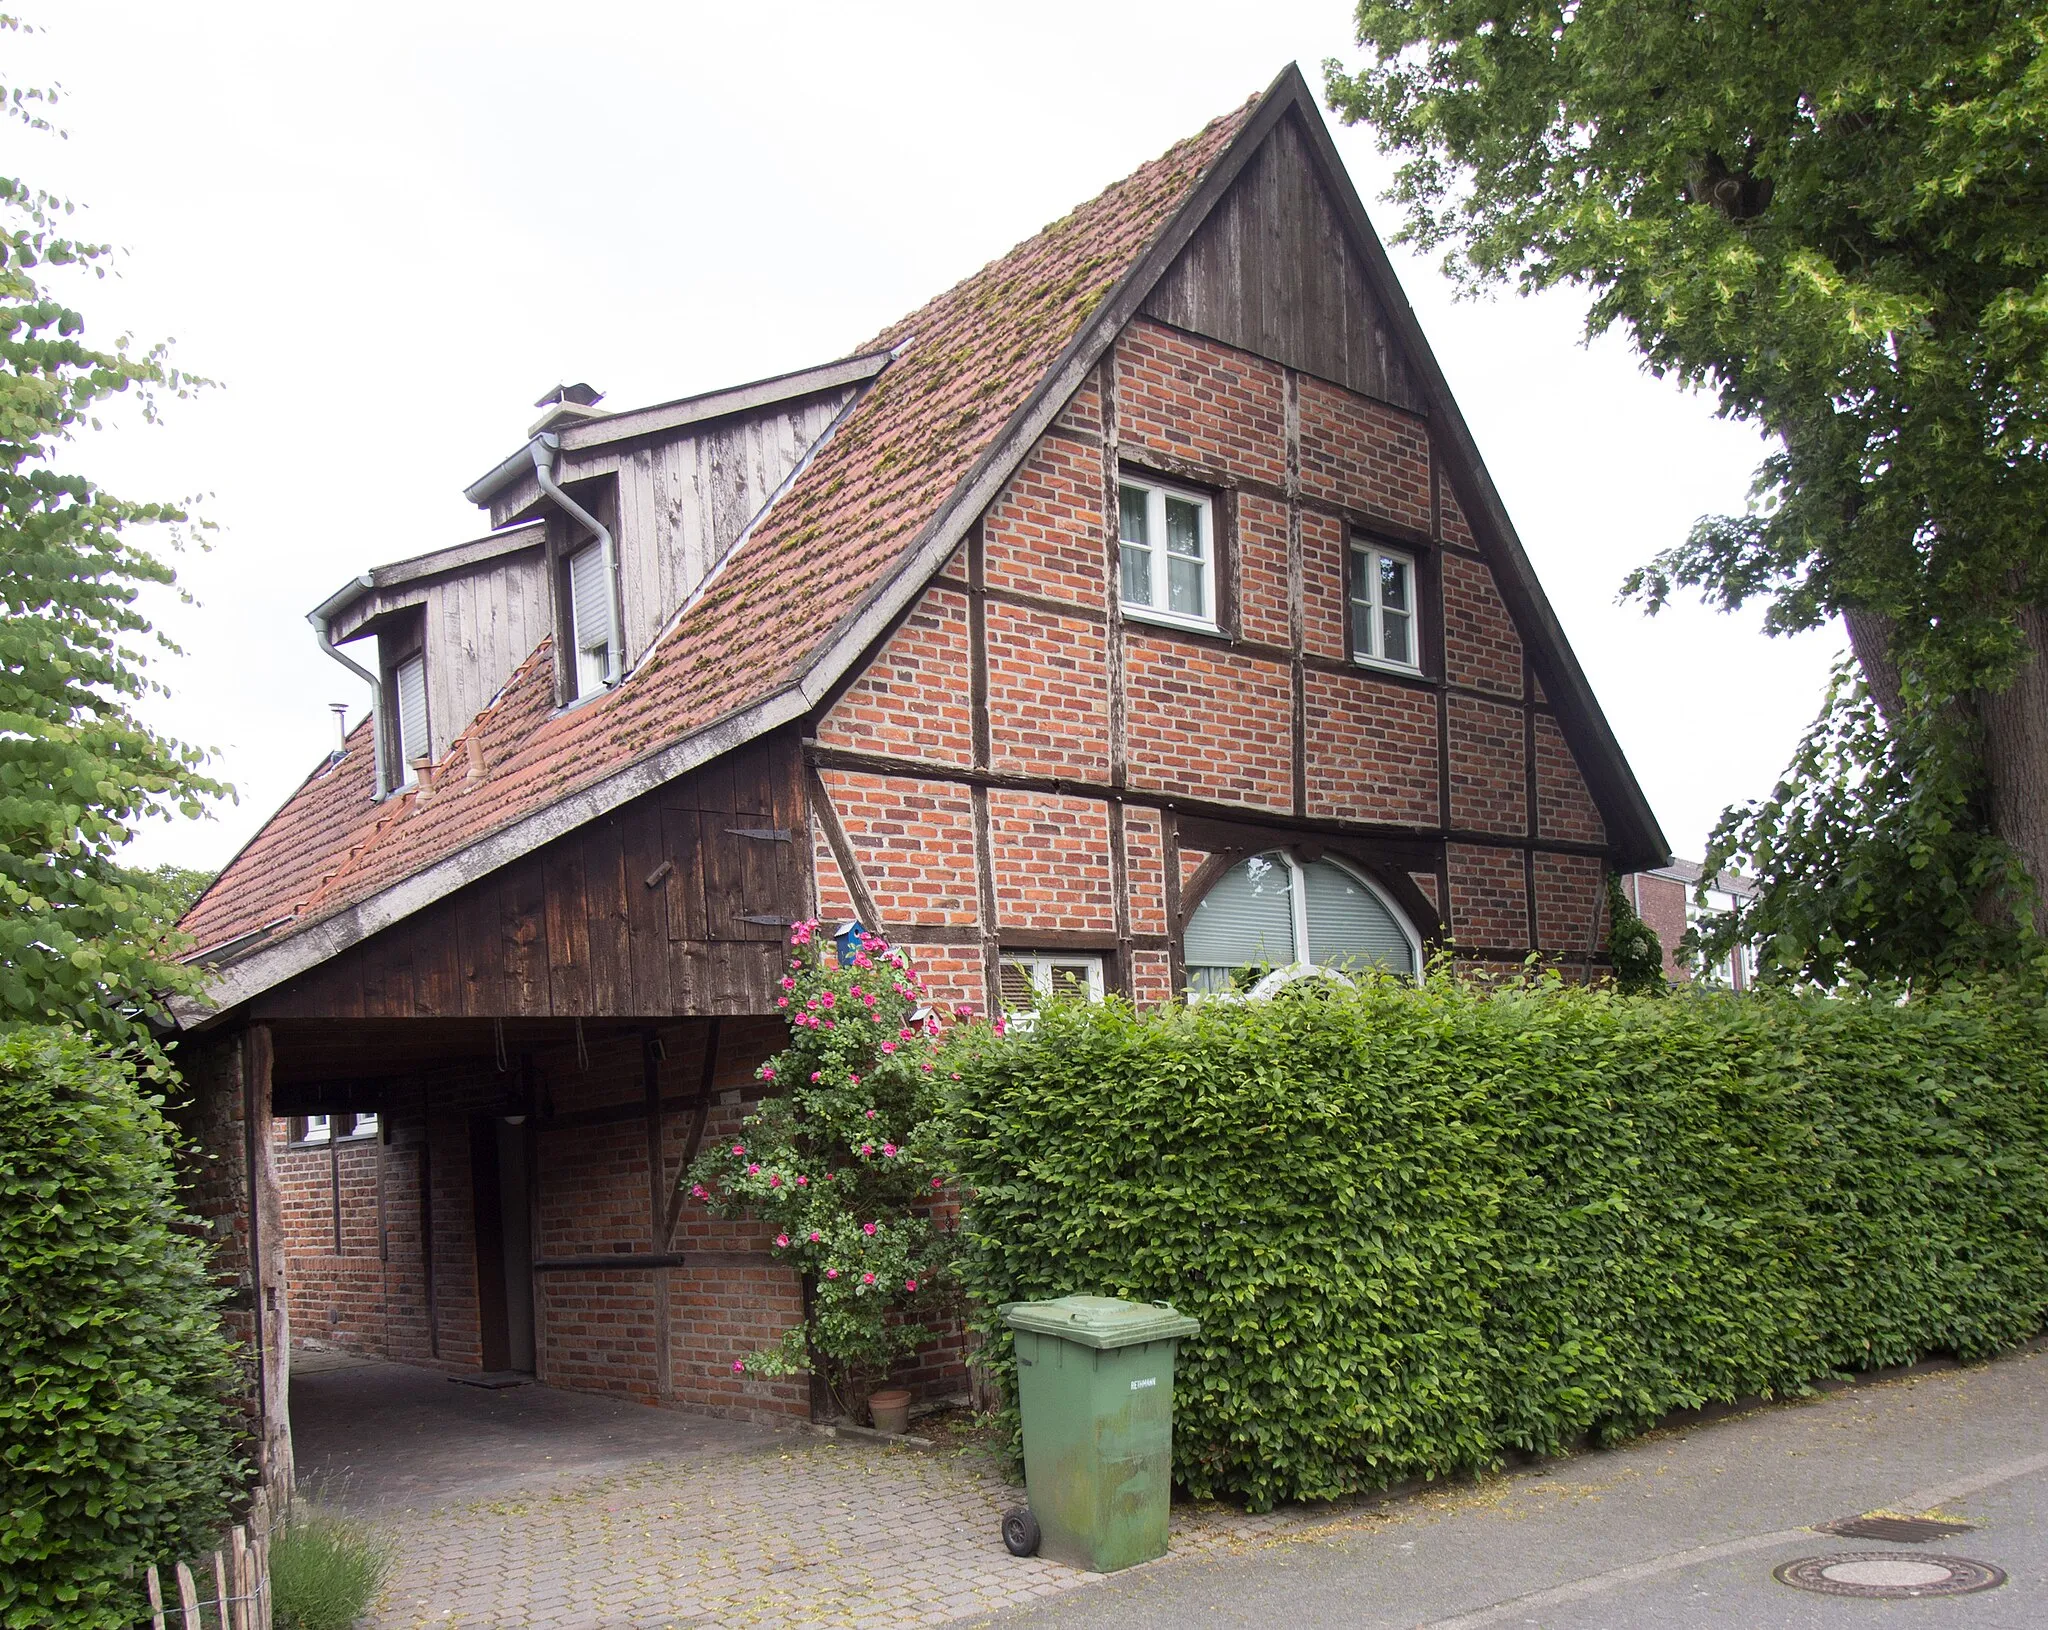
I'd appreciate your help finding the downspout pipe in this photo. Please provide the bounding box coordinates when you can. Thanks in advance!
[306,575,389,796]
[530,431,620,684]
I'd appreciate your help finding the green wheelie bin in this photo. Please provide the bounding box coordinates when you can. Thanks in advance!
[999,1295,1201,1572]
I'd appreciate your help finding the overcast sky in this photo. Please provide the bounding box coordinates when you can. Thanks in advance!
[24,1,1836,875]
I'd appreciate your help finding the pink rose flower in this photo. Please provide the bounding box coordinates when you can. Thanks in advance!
[826,1267,839,1279]
[881,1042,897,1054]
[863,1221,878,1236]
[905,1278,918,1292]
[862,1272,876,1285]
[922,1062,934,1073]
[732,1145,746,1157]
[809,1230,822,1242]
[780,976,795,990]
[733,1360,745,1374]
[692,1183,709,1199]
[747,1163,760,1175]
[776,997,788,1007]
[823,1018,836,1030]
[849,1074,861,1086]
[931,1177,943,1189]
[775,1233,790,1248]
[769,1174,782,1187]
[760,1066,775,1081]
[795,1175,809,1187]
[882,1143,897,1157]
[811,1071,822,1082]
[860,1143,873,1156]
[864,1108,876,1120]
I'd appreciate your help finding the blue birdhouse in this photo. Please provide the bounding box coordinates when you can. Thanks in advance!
[833,920,866,968]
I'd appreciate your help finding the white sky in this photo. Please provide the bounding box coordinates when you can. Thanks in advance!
[23,0,1836,875]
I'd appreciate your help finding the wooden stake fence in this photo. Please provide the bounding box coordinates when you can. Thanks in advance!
[142,1484,273,1630]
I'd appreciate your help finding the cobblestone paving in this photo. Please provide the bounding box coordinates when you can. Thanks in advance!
[365,1434,1316,1630]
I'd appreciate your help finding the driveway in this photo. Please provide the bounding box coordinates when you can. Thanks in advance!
[289,1353,1294,1629]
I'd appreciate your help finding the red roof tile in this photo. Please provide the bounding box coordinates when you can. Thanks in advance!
[181,95,1258,965]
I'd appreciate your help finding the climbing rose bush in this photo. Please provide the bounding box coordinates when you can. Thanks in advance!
[683,922,955,1415]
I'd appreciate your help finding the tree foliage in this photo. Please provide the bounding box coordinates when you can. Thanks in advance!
[0,1027,245,1629]
[1327,0,2048,973]
[683,924,955,1417]
[947,973,2048,1511]
[0,27,224,1039]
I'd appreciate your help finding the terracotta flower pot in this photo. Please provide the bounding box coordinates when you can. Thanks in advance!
[867,1388,911,1436]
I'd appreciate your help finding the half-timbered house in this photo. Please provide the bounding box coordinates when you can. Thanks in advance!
[169,66,1667,1485]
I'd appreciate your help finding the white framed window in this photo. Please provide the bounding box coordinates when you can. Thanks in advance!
[1349,542,1419,671]
[392,653,428,787]
[1183,851,1419,997]
[299,1114,332,1145]
[344,1111,380,1141]
[999,952,1107,1016]
[1119,477,1216,630]
[567,541,617,698]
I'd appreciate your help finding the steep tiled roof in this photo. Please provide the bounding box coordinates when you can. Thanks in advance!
[180,95,1258,969]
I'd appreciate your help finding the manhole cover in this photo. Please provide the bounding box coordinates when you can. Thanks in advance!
[1775,1553,2006,1599]
[1817,1512,1976,1542]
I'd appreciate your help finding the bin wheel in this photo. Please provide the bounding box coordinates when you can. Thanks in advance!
[1002,1505,1041,1557]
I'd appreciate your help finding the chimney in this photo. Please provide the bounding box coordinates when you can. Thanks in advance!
[528,382,607,437]
[328,703,350,761]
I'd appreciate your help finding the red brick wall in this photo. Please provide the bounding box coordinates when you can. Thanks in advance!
[983,433,1105,606]
[989,790,1115,932]
[1124,634,1292,809]
[985,602,1110,780]
[1448,694,1528,836]
[814,587,973,767]
[1304,671,1439,825]
[1442,553,1523,698]
[1535,714,1607,846]
[1118,319,1287,486]
[1448,842,1528,952]
[1298,373,1431,533]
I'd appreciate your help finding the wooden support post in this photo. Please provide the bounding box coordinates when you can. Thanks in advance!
[146,1563,167,1630]
[230,1526,251,1630]
[643,1032,673,1403]
[213,1546,232,1629]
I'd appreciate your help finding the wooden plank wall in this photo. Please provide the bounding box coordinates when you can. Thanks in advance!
[250,735,810,1022]
[425,547,550,755]
[1143,111,1423,414]
[611,391,852,664]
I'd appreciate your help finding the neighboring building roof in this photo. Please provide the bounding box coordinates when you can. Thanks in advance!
[176,63,1668,1024]
[1643,859,1756,900]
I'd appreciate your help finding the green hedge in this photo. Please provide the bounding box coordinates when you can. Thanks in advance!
[0,1028,245,1629]
[945,976,2048,1510]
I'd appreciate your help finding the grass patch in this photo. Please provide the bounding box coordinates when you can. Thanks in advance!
[269,1507,393,1630]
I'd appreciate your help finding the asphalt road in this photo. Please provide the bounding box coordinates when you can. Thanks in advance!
[959,1344,2048,1629]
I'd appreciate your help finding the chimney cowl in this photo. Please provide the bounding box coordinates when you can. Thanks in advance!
[528,382,608,437]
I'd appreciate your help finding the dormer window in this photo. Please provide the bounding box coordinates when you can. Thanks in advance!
[566,541,617,698]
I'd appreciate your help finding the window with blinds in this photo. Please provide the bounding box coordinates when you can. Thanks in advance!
[567,542,616,698]
[1184,851,1417,994]
[998,953,1106,1027]
[393,653,427,784]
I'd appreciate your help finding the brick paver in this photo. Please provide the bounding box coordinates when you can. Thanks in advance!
[366,1433,1308,1630]
[295,1355,1315,1630]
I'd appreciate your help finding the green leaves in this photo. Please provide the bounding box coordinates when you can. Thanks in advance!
[945,973,2048,1511]
[0,1027,246,1629]
[0,70,225,1041]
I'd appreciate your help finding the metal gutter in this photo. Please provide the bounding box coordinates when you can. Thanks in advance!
[307,575,389,797]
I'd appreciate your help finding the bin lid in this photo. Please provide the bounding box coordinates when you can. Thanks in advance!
[1002,1295,1200,1350]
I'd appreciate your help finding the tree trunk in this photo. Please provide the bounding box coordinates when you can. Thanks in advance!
[1843,605,1905,723]
[1978,601,2048,909]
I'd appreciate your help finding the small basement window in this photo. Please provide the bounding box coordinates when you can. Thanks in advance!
[999,952,1106,1018]
[1119,477,1216,630]
[1350,542,1419,671]
[392,652,428,785]
[567,541,617,698]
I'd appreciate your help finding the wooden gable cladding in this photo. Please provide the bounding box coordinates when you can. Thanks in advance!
[1143,111,1424,413]
[249,735,809,1022]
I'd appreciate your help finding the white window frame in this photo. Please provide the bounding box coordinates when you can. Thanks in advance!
[1349,540,1421,674]
[566,540,618,700]
[998,953,1107,1029]
[299,1114,332,1145]
[1184,852,1423,1000]
[1117,476,1218,632]
[392,652,428,788]
[342,1111,380,1141]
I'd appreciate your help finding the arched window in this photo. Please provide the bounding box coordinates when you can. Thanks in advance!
[1183,851,1420,995]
